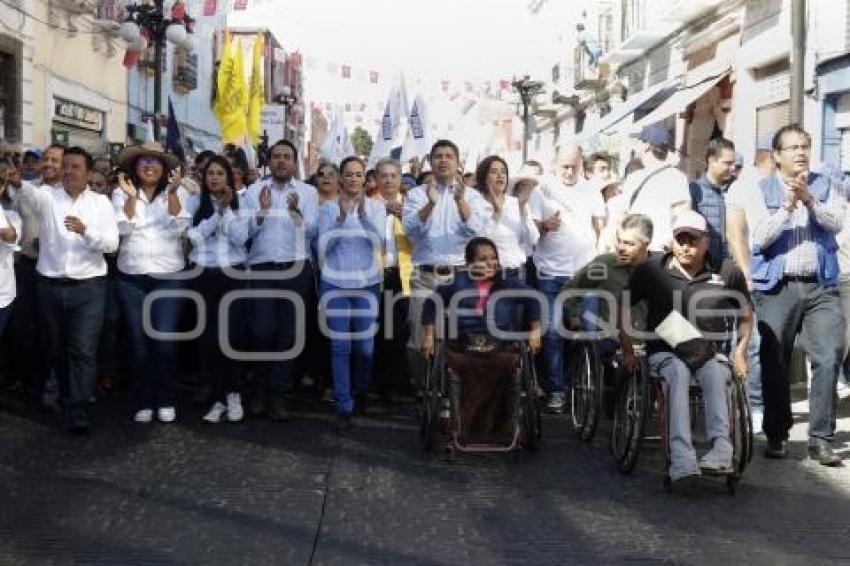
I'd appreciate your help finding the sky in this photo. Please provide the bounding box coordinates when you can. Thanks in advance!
[227,0,582,165]
[229,0,576,85]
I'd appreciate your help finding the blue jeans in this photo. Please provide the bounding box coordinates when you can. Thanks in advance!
[535,273,571,392]
[117,274,185,411]
[746,319,763,410]
[37,277,106,426]
[321,281,380,415]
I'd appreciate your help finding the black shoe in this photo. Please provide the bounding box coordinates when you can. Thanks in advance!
[764,438,787,459]
[249,388,268,417]
[67,419,90,436]
[808,442,843,467]
[353,394,368,416]
[335,412,353,431]
[267,399,291,422]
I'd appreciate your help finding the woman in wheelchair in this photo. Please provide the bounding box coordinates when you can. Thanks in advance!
[420,237,542,357]
[419,237,541,443]
[622,211,753,482]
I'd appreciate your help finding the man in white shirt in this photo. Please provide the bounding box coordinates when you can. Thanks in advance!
[725,149,774,437]
[242,139,319,422]
[402,139,489,390]
[23,147,119,434]
[620,124,691,251]
[7,144,63,405]
[531,146,607,413]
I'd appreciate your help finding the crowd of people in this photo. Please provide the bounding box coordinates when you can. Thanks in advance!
[0,121,847,477]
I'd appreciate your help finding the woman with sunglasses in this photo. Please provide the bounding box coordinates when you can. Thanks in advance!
[113,141,192,424]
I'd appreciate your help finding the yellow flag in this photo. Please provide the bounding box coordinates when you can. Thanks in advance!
[247,34,264,144]
[213,33,248,143]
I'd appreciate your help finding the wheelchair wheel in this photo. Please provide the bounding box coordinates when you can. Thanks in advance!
[419,349,443,453]
[730,376,753,474]
[520,344,542,451]
[568,340,601,442]
[610,355,649,474]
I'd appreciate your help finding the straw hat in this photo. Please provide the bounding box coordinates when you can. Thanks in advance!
[117,141,181,174]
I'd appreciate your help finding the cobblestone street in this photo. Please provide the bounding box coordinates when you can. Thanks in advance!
[1,389,848,565]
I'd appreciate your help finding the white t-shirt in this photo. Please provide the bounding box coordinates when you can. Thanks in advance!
[621,162,690,251]
[725,172,770,246]
[0,209,21,308]
[481,196,540,269]
[530,176,605,277]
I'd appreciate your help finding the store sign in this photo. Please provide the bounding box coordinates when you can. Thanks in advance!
[54,99,104,132]
[260,105,286,144]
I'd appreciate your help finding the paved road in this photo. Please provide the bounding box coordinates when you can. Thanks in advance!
[0,389,848,565]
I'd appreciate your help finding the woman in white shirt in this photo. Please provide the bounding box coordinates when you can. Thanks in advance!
[476,156,539,282]
[113,142,192,424]
[187,156,251,423]
[0,158,21,337]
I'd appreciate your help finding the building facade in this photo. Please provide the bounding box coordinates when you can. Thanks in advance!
[1,0,128,154]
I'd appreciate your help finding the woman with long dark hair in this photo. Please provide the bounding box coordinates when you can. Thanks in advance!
[188,155,251,423]
[475,156,538,282]
[113,141,192,424]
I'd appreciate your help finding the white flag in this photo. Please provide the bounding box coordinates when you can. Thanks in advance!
[320,107,356,164]
[145,118,156,142]
[368,73,409,167]
[401,94,434,162]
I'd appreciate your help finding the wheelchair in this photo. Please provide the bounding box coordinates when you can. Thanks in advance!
[609,343,754,493]
[420,332,541,455]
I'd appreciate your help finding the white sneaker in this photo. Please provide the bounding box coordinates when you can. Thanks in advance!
[669,458,701,482]
[203,402,226,423]
[157,406,177,423]
[226,393,244,422]
[837,380,850,401]
[751,407,764,436]
[133,408,154,423]
[699,439,733,474]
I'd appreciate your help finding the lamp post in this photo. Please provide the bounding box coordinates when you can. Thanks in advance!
[275,85,297,142]
[120,0,194,141]
[512,76,544,162]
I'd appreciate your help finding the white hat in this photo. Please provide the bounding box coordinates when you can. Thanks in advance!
[508,163,541,194]
[672,210,708,236]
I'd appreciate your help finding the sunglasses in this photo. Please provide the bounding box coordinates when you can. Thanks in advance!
[137,156,162,167]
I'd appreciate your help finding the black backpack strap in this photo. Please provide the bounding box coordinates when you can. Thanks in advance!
[628,164,674,210]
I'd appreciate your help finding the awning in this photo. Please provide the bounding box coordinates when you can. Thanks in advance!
[577,79,679,142]
[628,71,729,133]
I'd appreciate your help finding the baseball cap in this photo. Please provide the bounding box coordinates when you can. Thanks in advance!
[672,210,707,236]
[631,123,671,148]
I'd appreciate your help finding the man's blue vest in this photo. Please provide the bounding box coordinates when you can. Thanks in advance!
[689,175,727,271]
[751,172,839,292]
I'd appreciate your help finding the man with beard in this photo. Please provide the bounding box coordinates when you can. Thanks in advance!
[689,138,737,272]
[243,139,319,422]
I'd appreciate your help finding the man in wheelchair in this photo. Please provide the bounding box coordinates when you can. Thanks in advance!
[420,237,542,440]
[622,211,753,482]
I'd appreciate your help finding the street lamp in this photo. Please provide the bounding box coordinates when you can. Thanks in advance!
[119,0,195,140]
[275,85,298,143]
[512,76,544,162]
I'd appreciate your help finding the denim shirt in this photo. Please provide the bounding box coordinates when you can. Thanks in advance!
[316,197,386,289]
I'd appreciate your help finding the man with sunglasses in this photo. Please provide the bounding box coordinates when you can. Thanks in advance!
[624,210,752,482]
[746,124,844,466]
